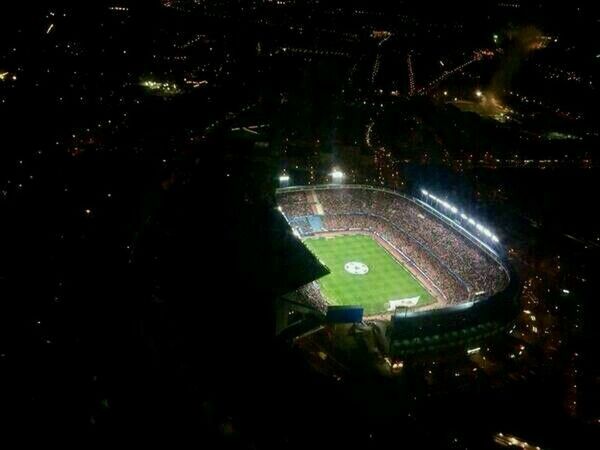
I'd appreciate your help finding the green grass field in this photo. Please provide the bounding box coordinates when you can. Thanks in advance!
[304,234,435,315]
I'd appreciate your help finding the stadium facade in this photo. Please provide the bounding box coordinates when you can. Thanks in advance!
[275,184,520,357]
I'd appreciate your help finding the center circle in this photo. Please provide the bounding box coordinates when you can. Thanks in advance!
[344,261,369,275]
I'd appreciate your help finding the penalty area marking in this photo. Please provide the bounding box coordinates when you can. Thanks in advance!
[344,261,369,275]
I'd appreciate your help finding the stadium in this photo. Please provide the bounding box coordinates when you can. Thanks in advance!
[276,184,520,357]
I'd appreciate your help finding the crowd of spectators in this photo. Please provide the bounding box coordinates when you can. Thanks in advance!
[296,281,329,313]
[288,217,312,236]
[277,191,314,217]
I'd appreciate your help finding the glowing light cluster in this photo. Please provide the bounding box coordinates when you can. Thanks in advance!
[407,52,415,96]
[140,80,181,95]
[421,189,500,243]
[0,72,16,82]
[418,49,494,96]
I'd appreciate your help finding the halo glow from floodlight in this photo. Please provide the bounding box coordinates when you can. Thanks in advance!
[279,175,290,182]
[421,188,500,245]
[331,170,344,179]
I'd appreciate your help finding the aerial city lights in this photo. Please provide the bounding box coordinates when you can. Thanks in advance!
[1,3,594,446]
[140,79,181,95]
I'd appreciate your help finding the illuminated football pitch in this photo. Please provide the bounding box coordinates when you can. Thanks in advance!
[304,234,435,316]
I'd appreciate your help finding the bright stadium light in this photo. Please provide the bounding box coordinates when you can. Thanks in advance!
[420,188,500,245]
[279,173,291,188]
[330,169,344,181]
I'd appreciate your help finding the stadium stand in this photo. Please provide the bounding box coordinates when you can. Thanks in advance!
[307,215,323,233]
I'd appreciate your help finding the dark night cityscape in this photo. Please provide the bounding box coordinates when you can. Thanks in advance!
[1,1,599,447]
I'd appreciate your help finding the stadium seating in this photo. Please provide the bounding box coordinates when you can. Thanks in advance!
[307,215,323,233]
